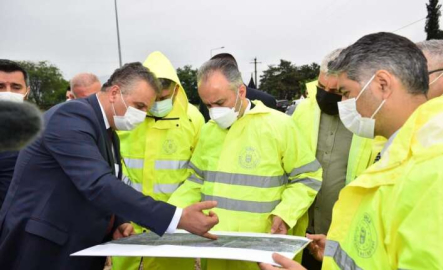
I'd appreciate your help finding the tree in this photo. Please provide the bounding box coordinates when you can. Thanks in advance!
[176,65,199,105]
[17,61,68,109]
[425,0,443,40]
[259,60,319,100]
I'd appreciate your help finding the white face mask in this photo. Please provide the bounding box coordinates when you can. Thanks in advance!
[209,91,242,129]
[0,91,26,102]
[149,86,176,117]
[112,92,146,131]
[338,75,386,139]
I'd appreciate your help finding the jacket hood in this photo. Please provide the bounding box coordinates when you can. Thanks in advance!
[142,51,188,115]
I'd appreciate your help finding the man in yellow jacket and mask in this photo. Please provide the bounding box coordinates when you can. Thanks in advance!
[293,49,383,269]
[417,40,443,99]
[168,58,322,270]
[260,32,443,270]
[113,51,204,270]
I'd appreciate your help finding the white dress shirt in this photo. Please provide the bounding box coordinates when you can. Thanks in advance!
[381,130,400,157]
[96,94,182,233]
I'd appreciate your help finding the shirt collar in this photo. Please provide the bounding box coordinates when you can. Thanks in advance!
[244,99,251,114]
[96,94,110,129]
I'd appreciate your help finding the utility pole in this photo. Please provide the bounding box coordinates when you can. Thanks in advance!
[114,0,122,67]
[250,57,262,88]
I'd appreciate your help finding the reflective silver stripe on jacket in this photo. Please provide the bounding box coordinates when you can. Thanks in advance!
[123,158,144,169]
[122,175,143,193]
[188,161,203,177]
[204,171,287,188]
[187,174,203,184]
[189,162,287,188]
[203,195,281,213]
[288,177,322,191]
[155,160,189,170]
[324,240,362,270]
[289,159,322,177]
[153,183,180,194]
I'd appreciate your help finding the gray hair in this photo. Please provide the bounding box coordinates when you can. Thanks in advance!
[320,48,343,73]
[329,32,429,95]
[70,73,100,97]
[416,40,443,71]
[197,58,244,91]
[102,62,161,95]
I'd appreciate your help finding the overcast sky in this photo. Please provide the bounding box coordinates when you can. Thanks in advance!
[0,0,430,84]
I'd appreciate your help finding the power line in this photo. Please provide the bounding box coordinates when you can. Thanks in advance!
[392,17,427,33]
[392,5,443,33]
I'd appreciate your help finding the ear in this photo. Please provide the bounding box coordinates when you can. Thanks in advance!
[374,70,394,100]
[109,85,120,103]
[24,86,30,100]
[239,84,247,99]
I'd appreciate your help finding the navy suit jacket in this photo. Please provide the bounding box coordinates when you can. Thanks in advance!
[0,95,176,270]
[0,151,18,210]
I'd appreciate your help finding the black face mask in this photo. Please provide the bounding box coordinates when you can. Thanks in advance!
[315,86,342,115]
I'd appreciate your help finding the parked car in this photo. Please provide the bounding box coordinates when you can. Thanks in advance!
[285,97,305,115]
[276,99,290,112]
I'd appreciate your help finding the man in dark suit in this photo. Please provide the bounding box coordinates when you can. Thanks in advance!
[198,53,277,122]
[0,62,219,270]
[0,59,31,210]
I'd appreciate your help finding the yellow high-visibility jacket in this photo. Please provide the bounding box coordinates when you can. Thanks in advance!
[169,101,322,270]
[323,96,443,269]
[293,81,378,185]
[113,51,204,270]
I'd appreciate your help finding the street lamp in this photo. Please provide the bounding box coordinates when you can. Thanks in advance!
[210,46,225,57]
[114,0,122,67]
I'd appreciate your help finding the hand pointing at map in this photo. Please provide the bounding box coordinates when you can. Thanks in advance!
[178,201,219,240]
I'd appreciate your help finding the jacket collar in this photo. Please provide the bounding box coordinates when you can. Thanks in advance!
[244,100,271,115]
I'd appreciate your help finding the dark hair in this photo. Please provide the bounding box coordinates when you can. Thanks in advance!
[210,53,238,67]
[0,59,29,86]
[102,62,161,95]
[198,58,243,91]
[329,32,429,95]
[158,78,175,90]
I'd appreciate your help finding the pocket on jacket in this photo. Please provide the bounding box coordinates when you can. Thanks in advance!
[25,218,69,246]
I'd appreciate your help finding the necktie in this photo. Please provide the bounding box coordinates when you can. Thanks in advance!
[105,128,116,235]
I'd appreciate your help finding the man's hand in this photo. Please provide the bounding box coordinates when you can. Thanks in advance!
[113,223,134,240]
[306,233,326,261]
[270,215,289,234]
[177,201,219,240]
[258,253,306,270]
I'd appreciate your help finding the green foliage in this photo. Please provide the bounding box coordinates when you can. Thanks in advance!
[176,65,199,105]
[425,0,443,40]
[17,61,68,109]
[259,60,319,100]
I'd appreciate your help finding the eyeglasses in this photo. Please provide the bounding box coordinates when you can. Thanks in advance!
[428,68,443,86]
[428,68,443,75]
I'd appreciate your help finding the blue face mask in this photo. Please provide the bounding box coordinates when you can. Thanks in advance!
[149,86,176,117]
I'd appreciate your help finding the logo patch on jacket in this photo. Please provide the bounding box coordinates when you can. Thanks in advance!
[353,213,377,258]
[238,147,261,169]
[163,139,177,154]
